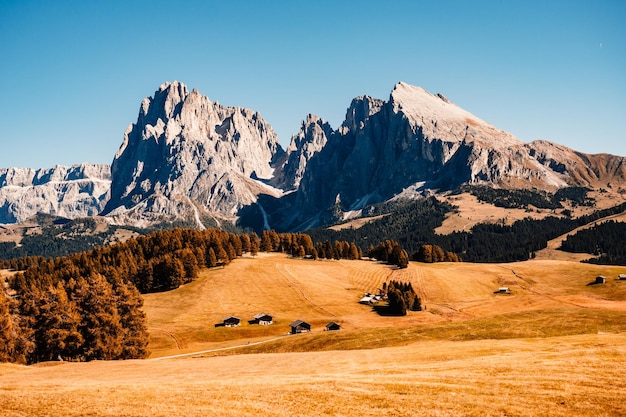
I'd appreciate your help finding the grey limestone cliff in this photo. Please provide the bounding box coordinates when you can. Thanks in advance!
[103,81,284,227]
[0,164,110,224]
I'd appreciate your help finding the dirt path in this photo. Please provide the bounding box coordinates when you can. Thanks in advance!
[151,335,290,360]
[151,328,182,350]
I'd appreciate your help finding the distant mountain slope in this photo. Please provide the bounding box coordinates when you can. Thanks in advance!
[0,163,110,223]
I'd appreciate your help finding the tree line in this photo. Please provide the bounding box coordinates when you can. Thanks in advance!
[306,197,454,257]
[411,244,461,263]
[0,227,382,364]
[463,185,594,210]
[560,220,626,265]
[367,240,410,268]
[0,215,145,261]
[0,228,264,364]
[1,271,147,364]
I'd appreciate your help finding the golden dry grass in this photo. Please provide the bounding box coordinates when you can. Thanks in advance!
[143,255,626,358]
[1,333,625,417]
[436,193,549,234]
[328,214,388,231]
[2,254,626,416]
[143,254,409,356]
[436,190,626,235]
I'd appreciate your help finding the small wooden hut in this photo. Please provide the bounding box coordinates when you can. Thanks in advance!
[289,320,311,334]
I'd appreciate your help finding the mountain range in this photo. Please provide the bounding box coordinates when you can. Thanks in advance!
[2,81,625,230]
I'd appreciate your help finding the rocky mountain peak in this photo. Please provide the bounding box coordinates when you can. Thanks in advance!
[4,80,624,232]
[103,82,284,227]
[272,114,332,191]
[138,81,190,127]
[341,95,384,133]
[389,81,520,149]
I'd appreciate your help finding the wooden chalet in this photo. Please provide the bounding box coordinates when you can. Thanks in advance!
[324,322,341,331]
[222,316,241,327]
[289,320,311,334]
[253,313,273,325]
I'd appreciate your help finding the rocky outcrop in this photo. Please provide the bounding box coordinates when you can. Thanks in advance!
[271,114,332,191]
[0,164,110,223]
[525,140,626,188]
[3,80,625,230]
[289,82,626,228]
[102,81,284,227]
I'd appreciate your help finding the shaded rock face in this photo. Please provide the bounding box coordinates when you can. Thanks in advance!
[289,82,626,227]
[271,114,332,191]
[0,164,110,224]
[103,81,284,226]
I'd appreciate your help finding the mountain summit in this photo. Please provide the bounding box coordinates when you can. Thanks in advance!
[1,81,624,230]
[285,81,624,229]
[102,81,284,228]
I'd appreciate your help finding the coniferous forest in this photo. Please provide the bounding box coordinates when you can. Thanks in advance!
[0,227,403,364]
[2,189,625,364]
[560,220,626,265]
[309,198,626,264]
[0,215,146,261]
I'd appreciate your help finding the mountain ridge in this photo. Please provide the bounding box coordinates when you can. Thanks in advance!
[0,163,110,224]
[1,80,624,231]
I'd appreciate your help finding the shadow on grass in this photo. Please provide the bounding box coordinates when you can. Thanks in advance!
[372,305,405,317]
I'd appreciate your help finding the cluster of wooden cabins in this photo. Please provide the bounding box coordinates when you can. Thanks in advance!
[217,313,341,334]
[216,273,626,330]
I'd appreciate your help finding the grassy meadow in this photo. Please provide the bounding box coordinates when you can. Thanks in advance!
[1,253,626,416]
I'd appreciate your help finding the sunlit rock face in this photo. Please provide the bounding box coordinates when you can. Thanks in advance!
[0,164,111,224]
[103,81,285,227]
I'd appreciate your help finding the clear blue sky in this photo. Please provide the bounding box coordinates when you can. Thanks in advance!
[1,0,624,168]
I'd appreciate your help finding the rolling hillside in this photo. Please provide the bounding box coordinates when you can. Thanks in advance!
[142,254,626,357]
[1,254,625,416]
